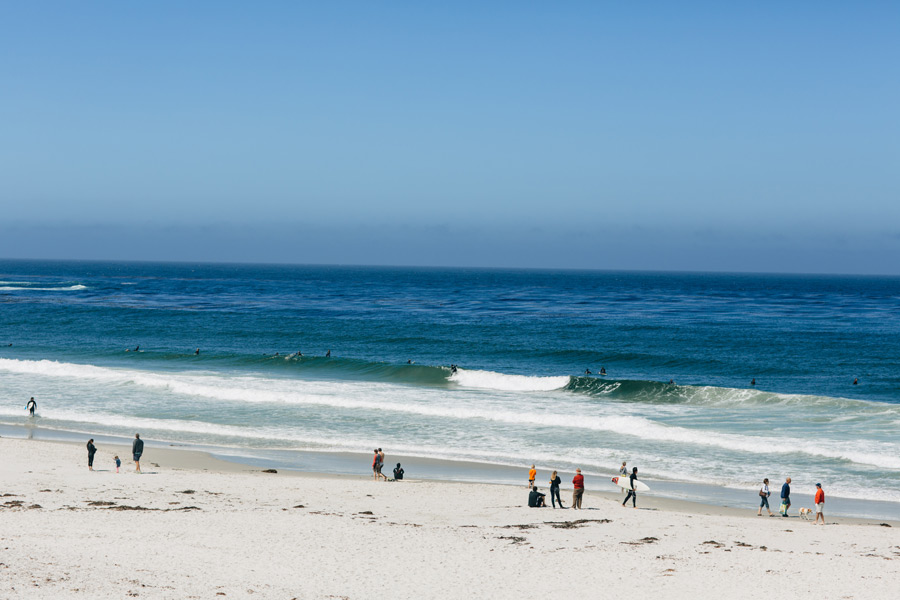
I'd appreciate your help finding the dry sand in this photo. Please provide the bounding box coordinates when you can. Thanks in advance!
[1,437,898,599]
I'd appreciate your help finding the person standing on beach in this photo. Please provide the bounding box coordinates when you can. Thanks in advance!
[572,468,584,509]
[377,448,387,480]
[619,461,628,494]
[622,467,639,508]
[114,455,121,473]
[758,478,773,516]
[133,433,144,473]
[549,471,564,508]
[26,397,36,417]
[528,464,536,489]
[86,439,97,471]
[780,477,791,516]
[814,483,825,525]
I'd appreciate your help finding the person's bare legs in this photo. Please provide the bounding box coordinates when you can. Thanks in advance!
[135,460,141,473]
[815,510,825,525]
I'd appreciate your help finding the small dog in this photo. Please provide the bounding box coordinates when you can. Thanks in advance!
[798,507,813,520]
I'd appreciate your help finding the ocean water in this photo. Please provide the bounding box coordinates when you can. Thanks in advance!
[1,260,899,513]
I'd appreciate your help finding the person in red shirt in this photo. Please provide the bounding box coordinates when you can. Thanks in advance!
[572,468,585,509]
[814,483,825,525]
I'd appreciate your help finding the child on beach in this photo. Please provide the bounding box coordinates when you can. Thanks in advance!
[528,464,536,489]
[114,455,121,473]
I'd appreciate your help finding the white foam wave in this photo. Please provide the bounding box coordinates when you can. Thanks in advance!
[0,284,86,291]
[450,368,570,391]
[4,358,900,471]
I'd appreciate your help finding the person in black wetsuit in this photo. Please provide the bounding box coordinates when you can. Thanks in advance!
[584,369,592,375]
[599,367,606,376]
[622,467,639,508]
[528,486,546,507]
[326,350,331,358]
[26,397,36,416]
[86,439,97,471]
[549,470,565,508]
[393,463,404,480]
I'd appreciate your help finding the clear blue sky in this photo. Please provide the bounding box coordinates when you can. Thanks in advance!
[1,1,898,273]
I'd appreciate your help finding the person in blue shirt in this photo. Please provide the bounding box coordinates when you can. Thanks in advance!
[780,477,792,517]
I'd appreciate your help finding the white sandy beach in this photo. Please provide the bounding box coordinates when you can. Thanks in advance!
[1,437,898,599]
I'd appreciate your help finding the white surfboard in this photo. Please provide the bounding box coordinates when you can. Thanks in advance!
[611,476,650,492]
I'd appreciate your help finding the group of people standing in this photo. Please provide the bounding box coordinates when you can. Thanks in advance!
[527,465,590,509]
[83,434,144,474]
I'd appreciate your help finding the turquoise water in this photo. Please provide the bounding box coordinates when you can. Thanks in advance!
[1,260,898,511]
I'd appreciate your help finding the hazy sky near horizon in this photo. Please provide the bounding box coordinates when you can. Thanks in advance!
[1,2,898,273]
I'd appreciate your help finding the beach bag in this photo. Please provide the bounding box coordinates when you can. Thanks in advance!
[779,501,788,514]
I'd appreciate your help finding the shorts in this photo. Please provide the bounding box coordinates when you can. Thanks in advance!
[760,496,769,509]
[133,453,142,462]
[816,503,823,513]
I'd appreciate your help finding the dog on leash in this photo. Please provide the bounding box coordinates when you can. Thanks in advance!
[798,507,813,520]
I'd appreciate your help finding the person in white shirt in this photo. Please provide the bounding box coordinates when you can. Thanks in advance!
[758,478,773,516]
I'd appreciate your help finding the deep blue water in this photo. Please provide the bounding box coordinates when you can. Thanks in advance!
[1,260,899,507]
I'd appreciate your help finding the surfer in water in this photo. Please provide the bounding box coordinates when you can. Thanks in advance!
[599,367,606,376]
[326,349,331,358]
[853,378,858,385]
[622,467,639,508]
[584,369,592,375]
[195,348,200,355]
[450,364,458,374]
[26,397,37,417]
[751,378,756,386]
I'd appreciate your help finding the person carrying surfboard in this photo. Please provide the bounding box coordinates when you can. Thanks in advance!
[622,467,639,508]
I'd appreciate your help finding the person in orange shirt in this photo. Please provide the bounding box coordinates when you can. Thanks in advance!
[528,465,537,489]
[814,483,825,525]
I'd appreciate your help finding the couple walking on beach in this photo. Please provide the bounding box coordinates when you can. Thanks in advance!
[372,448,387,481]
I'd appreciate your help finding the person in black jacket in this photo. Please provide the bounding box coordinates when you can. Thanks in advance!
[393,463,404,480]
[528,486,546,507]
[549,470,565,508]
[133,433,144,473]
[86,439,97,471]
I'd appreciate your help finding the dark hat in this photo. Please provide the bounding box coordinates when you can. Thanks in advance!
[815,483,821,487]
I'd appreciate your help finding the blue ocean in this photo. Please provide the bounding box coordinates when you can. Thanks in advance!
[2,260,899,516]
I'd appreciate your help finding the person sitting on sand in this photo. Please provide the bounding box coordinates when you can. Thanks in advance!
[528,486,546,508]
[393,463,404,480]
[133,433,144,473]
